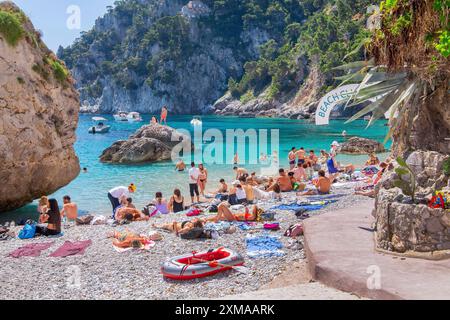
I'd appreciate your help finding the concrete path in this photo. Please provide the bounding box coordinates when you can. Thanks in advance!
[303,199,450,300]
[218,282,361,300]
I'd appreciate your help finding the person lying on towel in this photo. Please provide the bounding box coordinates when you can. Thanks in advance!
[115,206,149,222]
[207,202,260,222]
[152,218,205,236]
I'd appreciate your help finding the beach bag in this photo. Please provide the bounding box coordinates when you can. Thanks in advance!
[18,223,36,239]
[259,210,275,221]
[180,227,205,240]
[208,204,218,213]
[76,215,94,225]
[284,224,304,238]
[264,223,280,231]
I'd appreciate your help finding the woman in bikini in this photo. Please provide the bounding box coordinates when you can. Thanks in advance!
[35,198,62,236]
[198,164,208,196]
[168,189,184,213]
[152,218,205,236]
[208,202,260,222]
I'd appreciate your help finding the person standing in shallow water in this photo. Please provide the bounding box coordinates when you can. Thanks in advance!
[188,162,200,204]
[288,147,297,170]
[161,106,168,125]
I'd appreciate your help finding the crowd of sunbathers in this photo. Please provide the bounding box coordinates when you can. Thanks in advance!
[29,140,389,239]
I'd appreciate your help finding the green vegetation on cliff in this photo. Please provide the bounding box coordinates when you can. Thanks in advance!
[0,9,24,46]
[58,0,379,112]
[228,0,374,100]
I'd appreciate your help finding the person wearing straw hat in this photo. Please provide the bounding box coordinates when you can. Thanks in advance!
[108,184,136,219]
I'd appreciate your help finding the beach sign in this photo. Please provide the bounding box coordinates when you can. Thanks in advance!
[315,84,359,126]
[315,84,391,125]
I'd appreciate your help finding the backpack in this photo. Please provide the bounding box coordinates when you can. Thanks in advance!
[179,227,205,240]
[259,210,275,221]
[18,223,36,239]
[284,224,304,238]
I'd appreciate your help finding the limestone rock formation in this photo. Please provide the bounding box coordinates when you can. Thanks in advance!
[100,124,192,164]
[0,2,80,212]
[337,137,386,155]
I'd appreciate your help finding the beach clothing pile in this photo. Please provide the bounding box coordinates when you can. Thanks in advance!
[246,234,284,258]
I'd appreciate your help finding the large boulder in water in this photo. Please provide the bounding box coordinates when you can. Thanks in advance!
[337,137,386,154]
[0,3,80,212]
[100,123,192,163]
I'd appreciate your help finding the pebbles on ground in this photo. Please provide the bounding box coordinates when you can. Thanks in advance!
[0,183,369,300]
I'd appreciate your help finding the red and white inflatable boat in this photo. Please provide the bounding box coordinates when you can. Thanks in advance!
[161,247,244,280]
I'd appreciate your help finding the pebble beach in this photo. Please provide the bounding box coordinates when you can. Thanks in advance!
[0,183,370,300]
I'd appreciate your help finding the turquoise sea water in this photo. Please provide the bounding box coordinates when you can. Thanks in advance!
[2,115,390,222]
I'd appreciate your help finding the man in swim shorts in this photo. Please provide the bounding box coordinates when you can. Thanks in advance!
[288,147,297,170]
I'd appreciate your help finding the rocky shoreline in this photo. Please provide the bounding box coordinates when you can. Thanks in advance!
[0,183,370,300]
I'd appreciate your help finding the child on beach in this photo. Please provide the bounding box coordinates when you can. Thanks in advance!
[38,196,49,215]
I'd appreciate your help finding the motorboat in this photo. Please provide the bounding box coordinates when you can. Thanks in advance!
[191,116,202,126]
[127,112,143,122]
[113,111,129,121]
[88,117,111,134]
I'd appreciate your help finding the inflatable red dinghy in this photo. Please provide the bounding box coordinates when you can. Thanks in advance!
[161,247,244,280]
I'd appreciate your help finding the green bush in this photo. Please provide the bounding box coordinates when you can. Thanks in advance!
[240,90,255,104]
[50,59,69,83]
[0,10,24,46]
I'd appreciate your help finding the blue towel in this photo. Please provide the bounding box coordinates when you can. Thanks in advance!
[270,199,337,212]
[204,221,231,232]
[246,234,284,258]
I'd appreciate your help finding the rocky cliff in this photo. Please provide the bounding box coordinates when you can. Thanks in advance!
[0,2,80,212]
[58,0,375,117]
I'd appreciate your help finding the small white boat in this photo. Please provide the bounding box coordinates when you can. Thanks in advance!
[88,117,110,134]
[191,116,202,126]
[127,112,143,122]
[113,111,129,121]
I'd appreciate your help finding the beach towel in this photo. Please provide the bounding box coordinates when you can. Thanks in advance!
[49,240,92,258]
[204,221,231,232]
[246,234,284,258]
[270,199,337,212]
[8,242,54,258]
[270,203,325,211]
[233,221,256,231]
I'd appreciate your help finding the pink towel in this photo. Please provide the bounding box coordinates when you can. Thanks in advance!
[49,240,92,258]
[8,242,54,258]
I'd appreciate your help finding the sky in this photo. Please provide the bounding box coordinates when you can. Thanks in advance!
[12,0,116,52]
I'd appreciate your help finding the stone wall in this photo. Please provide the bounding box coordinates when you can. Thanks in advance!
[373,151,450,254]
